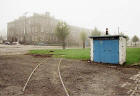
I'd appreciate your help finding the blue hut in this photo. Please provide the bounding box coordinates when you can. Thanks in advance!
[89,35,126,64]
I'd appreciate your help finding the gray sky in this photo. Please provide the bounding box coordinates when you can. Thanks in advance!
[0,0,139,38]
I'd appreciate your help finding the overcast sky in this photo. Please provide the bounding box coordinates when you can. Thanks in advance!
[0,0,139,38]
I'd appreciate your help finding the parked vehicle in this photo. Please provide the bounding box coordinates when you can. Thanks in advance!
[5,42,10,45]
[37,43,48,46]
[12,42,20,45]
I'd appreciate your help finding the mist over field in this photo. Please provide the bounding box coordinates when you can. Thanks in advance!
[0,0,140,38]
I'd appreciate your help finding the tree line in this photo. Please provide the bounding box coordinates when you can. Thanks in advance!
[55,21,101,49]
[55,21,140,49]
[8,20,140,49]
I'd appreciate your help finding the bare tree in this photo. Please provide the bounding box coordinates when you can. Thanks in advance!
[80,31,87,48]
[55,21,70,49]
[125,35,129,42]
[132,35,139,46]
[91,27,101,36]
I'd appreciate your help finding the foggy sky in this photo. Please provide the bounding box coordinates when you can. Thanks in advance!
[0,0,139,38]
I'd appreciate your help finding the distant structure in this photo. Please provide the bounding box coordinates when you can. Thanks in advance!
[7,12,91,46]
[0,36,3,43]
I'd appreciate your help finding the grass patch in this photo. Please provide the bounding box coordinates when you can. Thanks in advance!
[126,48,140,65]
[29,48,90,60]
[29,48,140,65]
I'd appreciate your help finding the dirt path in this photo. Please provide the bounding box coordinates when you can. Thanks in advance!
[0,55,140,96]
[0,44,61,55]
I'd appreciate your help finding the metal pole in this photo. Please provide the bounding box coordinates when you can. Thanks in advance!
[118,27,120,34]
[24,17,26,44]
[23,12,28,44]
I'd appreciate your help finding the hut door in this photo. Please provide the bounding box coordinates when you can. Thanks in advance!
[94,40,119,64]
[101,40,119,64]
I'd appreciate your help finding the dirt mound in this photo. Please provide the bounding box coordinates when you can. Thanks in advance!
[31,54,53,58]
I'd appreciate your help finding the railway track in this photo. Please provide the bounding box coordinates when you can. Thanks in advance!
[22,58,48,92]
[22,58,70,96]
[58,58,70,96]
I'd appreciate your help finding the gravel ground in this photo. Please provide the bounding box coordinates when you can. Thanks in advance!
[60,59,140,96]
[0,44,61,55]
[0,54,140,96]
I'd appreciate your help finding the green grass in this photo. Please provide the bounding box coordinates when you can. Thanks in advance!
[29,48,140,65]
[30,48,90,60]
[126,48,140,65]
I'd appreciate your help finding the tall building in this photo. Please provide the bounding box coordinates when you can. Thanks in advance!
[7,12,91,46]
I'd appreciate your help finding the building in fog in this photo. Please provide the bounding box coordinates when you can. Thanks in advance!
[0,36,3,43]
[7,12,91,46]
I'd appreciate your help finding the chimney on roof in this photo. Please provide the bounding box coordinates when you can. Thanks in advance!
[106,28,108,35]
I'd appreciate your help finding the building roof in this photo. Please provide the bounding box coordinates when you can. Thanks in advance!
[89,35,127,40]
[89,35,126,38]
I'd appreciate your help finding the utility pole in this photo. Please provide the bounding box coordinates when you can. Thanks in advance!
[23,12,29,44]
[23,17,26,44]
[118,27,120,35]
